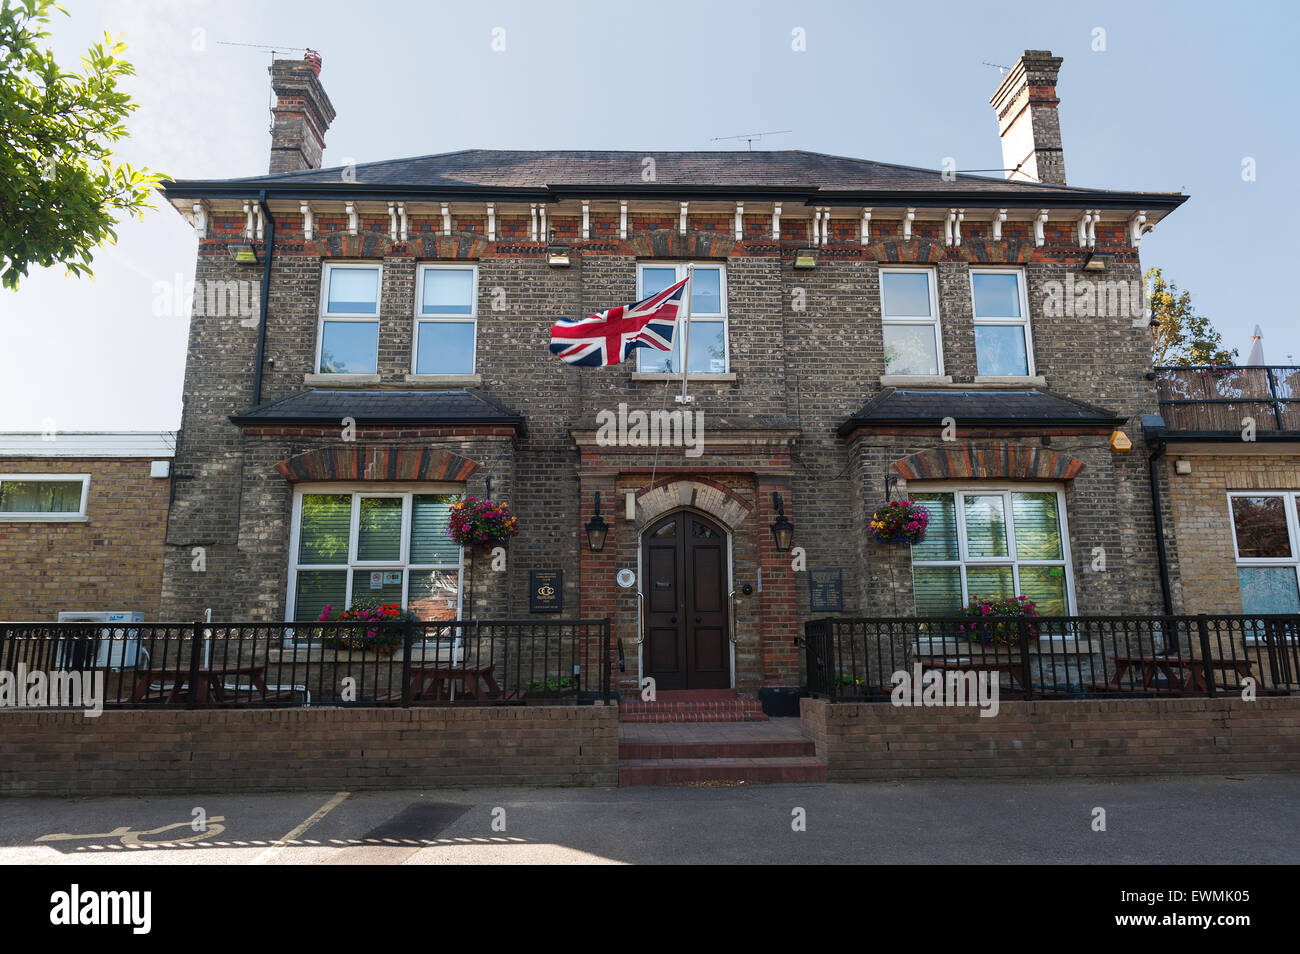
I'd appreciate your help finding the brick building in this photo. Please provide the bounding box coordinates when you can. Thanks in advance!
[0,432,174,620]
[157,49,1186,693]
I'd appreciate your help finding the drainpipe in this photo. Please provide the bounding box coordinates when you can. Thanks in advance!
[252,190,275,407]
[1147,439,1175,615]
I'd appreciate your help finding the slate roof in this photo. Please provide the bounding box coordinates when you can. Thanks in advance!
[161,149,1186,208]
[229,389,525,431]
[837,389,1124,437]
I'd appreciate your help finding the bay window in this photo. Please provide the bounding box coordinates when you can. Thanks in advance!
[635,263,728,373]
[880,268,943,376]
[317,263,381,374]
[909,487,1074,617]
[287,487,462,622]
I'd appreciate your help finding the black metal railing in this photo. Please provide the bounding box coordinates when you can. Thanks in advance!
[1154,365,1300,432]
[804,614,1300,701]
[0,618,612,709]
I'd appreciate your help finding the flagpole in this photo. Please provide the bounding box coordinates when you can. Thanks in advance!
[677,264,693,405]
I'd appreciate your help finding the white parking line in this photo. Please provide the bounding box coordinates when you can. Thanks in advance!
[249,792,350,865]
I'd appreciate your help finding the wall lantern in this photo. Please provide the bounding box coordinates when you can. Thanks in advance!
[793,248,818,269]
[585,491,609,552]
[546,244,572,267]
[1081,251,1113,272]
[227,242,259,264]
[770,491,795,552]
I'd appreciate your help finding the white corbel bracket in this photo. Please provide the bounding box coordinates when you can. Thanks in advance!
[192,200,209,239]
[992,208,1007,242]
[388,202,398,242]
[1034,209,1049,247]
[530,203,539,242]
[619,200,628,240]
[1129,210,1148,247]
[581,200,590,241]
[771,203,782,241]
[485,203,495,242]
[345,201,358,237]
[945,209,965,247]
[440,203,451,236]
[860,208,872,245]
[903,208,916,241]
[734,202,744,242]
[679,201,688,236]
[299,202,314,241]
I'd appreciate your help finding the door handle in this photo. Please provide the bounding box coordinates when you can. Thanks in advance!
[670,617,677,624]
[694,617,701,623]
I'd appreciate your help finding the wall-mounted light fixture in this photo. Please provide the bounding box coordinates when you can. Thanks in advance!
[585,491,609,552]
[1082,251,1114,272]
[793,248,818,269]
[227,242,258,264]
[884,474,900,501]
[770,491,795,552]
[546,244,571,267]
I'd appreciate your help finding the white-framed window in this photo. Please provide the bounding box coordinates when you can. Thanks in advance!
[880,267,943,376]
[1229,492,1300,615]
[908,486,1075,617]
[971,268,1034,377]
[286,484,463,623]
[413,264,478,375]
[317,263,382,374]
[635,262,728,373]
[0,474,90,521]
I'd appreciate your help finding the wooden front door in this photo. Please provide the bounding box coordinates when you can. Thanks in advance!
[642,511,730,690]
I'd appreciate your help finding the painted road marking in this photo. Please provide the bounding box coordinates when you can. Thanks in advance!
[36,817,228,847]
[249,792,350,865]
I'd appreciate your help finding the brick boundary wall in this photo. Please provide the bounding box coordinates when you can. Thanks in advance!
[801,697,1300,780]
[0,705,619,796]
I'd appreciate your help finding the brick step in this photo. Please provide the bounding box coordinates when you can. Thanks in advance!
[619,700,768,723]
[618,756,828,786]
[650,689,740,702]
[620,739,816,760]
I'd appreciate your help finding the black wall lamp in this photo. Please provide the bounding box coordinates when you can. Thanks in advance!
[770,492,795,552]
[585,491,609,552]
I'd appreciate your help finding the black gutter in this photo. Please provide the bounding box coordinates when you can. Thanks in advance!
[227,413,526,434]
[836,417,1125,438]
[1152,430,1300,442]
[252,190,274,407]
[1147,438,1176,615]
[159,180,1189,213]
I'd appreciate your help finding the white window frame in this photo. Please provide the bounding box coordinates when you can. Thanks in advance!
[0,473,90,522]
[907,484,1076,618]
[285,483,464,625]
[316,262,383,375]
[412,263,479,375]
[1227,492,1300,641]
[880,266,944,377]
[970,267,1035,378]
[634,262,729,373]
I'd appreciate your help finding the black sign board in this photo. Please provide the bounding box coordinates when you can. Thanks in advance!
[809,568,843,613]
[530,570,563,613]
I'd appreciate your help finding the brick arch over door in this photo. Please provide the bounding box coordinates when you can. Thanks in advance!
[892,443,1086,481]
[274,444,481,482]
[635,478,752,530]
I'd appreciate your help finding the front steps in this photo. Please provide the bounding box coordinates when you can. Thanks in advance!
[616,691,827,785]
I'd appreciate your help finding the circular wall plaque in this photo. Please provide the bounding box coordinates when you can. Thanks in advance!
[616,568,636,589]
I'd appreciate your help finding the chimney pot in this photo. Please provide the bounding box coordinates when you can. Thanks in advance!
[989,49,1067,186]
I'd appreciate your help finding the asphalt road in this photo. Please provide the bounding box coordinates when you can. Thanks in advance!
[3,773,1297,865]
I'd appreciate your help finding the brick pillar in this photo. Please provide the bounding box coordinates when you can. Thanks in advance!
[756,482,800,687]
[578,478,621,690]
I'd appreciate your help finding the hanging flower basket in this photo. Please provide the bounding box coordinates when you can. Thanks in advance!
[869,498,930,545]
[447,495,520,548]
[957,596,1041,647]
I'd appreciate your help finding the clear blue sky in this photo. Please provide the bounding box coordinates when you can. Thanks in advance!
[2,0,1295,429]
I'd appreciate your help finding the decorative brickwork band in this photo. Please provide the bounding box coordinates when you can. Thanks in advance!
[628,230,736,259]
[867,239,944,263]
[274,444,481,482]
[314,231,490,260]
[635,478,753,529]
[892,443,1085,481]
[957,239,1034,264]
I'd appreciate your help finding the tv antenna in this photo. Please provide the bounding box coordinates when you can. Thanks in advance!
[982,60,1011,75]
[709,130,793,151]
[214,41,318,135]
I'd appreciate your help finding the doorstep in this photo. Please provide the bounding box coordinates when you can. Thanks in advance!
[617,717,826,786]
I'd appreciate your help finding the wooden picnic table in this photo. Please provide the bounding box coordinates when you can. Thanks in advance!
[401,662,522,703]
[1098,655,1255,693]
[129,665,291,704]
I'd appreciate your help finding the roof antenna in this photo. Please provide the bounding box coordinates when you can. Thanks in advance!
[215,41,317,135]
[709,130,793,151]
[982,60,1011,75]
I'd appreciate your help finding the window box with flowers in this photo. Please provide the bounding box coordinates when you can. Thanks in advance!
[315,600,411,653]
[956,595,1041,647]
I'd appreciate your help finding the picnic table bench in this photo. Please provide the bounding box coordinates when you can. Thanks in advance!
[129,665,302,705]
[915,655,1028,689]
[1089,655,1256,694]
[378,662,525,704]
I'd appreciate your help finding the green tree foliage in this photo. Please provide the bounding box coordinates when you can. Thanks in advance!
[0,0,163,289]
[1146,267,1238,367]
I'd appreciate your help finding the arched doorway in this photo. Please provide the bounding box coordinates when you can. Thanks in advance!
[640,509,731,690]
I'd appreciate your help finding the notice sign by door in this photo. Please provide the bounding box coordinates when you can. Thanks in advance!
[530,570,562,613]
[809,568,843,613]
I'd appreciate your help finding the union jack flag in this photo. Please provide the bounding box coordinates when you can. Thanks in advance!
[548,276,689,367]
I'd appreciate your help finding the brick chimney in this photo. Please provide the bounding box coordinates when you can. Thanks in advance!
[268,52,336,175]
[989,50,1066,186]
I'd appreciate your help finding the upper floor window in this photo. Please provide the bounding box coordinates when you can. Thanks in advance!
[880,268,942,376]
[414,265,478,375]
[0,474,89,521]
[971,269,1034,377]
[317,263,381,374]
[636,263,728,374]
[1230,493,1300,615]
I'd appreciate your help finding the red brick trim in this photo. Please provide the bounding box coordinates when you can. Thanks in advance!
[892,443,1086,481]
[629,229,735,259]
[867,238,945,264]
[274,444,481,482]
